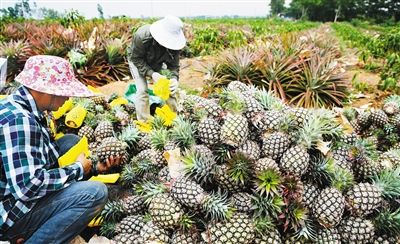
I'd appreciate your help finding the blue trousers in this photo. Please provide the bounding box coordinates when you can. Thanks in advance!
[5,134,108,244]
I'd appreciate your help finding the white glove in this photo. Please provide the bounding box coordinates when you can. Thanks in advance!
[169,78,179,94]
[151,72,165,83]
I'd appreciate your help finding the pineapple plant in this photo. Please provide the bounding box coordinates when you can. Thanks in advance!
[182,146,218,184]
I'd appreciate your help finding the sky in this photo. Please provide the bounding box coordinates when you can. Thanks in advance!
[0,0,292,18]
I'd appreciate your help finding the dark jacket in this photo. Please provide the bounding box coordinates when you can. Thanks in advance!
[127,24,180,79]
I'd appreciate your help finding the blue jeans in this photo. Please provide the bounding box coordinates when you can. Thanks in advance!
[5,134,108,244]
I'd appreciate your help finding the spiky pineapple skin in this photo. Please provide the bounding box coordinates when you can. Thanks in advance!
[197,117,221,146]
[140,221,170,243]
[370,109,389,128]
[171,229,200,244]
[148,193,184,229]
[313,188,345,228]
[315,228,341,244]
[221,113,249,148]
[339,217,375,244]
[115,215,146,235]
[203,213,255,244]
[346,182,381,216]
[170,177,205,209]
[230,192,253,213]
[94,121,114,141]
[301,183,320,210]
[254,229,282,244]
[261,132,291,160]
[78,125,95,142]
[122,195,146,215]
[96,137,126,163]
[236,140,261,161]
[113,233,143,244]
[280,145,310,177]
[252,157,279,174]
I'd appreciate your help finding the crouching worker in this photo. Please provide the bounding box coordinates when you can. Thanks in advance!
[0,55,121,243]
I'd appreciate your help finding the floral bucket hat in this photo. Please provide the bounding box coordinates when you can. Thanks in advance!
[15,55,95,97]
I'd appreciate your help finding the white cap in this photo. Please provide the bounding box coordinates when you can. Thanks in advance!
[150,15,186,50]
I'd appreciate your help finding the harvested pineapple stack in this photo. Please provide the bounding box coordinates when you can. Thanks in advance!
[54,85,400,243]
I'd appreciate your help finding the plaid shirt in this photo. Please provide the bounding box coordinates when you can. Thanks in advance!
[0,86,83,236]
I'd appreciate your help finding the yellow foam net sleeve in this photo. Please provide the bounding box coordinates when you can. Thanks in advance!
[153,78,171,101]
[52,99,74,120]
[65,105,87,128]
[109,97,129,108]
[58,136,90,167]
[0,95,7,100]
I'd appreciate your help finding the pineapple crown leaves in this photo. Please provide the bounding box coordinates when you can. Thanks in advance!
[253,216,277,235]
[372,167,400,200]
[296,109,342,149]
[327,166,354,192]
[150,128,169,151]
[291,217,317,242]
[219,89,246,114]
[251,193,284,219]
[279,202,308,234]
[306,155,335,187]
[99,221,117,239]
[151,115,167,130]
[227,153,253,185]
[384,94,400,106]
[280,174,304,202]
[350,138,379,161]
[71,97,95,112]
[342,106,358,122]
[135,181,168,204]
[182,148,217,184]
[374,208,400,236]
[117,124,140,148]
[178,213,196,231]
[120,159,156,186]
[99,200,126,223]
[170,116,196,150]
[254,168,282,197]
[255,87,285,111]
[202,190,235,221]
[83,111,98,128]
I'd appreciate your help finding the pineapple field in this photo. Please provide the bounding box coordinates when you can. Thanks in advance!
[1,16,400,244]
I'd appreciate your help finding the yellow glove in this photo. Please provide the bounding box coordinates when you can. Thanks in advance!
[65,105,87,128]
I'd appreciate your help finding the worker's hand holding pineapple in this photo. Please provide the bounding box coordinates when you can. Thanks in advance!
[77,153,122,175]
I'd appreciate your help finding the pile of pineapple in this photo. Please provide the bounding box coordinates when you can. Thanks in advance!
[58,82,400,244]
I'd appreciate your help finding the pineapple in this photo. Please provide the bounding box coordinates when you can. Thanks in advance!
[339,217,375,244]
[140,221,170,243]
[230,192,253,213]
[252,157,280,175]
[202,212,255,244]
[346,167,400,216]
[196,117,221,146]
[313,167,353,228]
[171,228,200,244]
[356,111,372,130]
[301,183,320,210]
[92,95,110,110]
[215,163,247,193]
[158,166,172,183]
[112,105,130,126]
[373,209,400,243]
[383,95,400,115]
[148,193,184,229]
[137,133,152,151]
[315,228,341,244]
[95,124,139,165]
[241,94,265,120]
[280,110,341,177]
[113,233,142,244]
[235,140,261,161]
[122,195,147,215]
[220,90,249,148]
[261,131,291,160]
[289,107,310,128]
[194,99,224,120]
[94,115,115,142]
[115,215,146,235]
[370,109,389,128]
[170,176,233,221]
